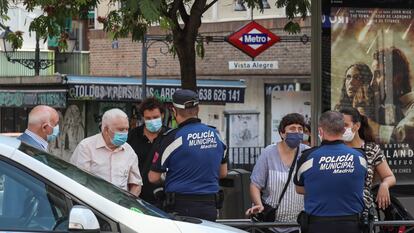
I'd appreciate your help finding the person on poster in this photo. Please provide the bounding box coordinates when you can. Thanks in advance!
[367,47,414,144]
[335,63,374,118]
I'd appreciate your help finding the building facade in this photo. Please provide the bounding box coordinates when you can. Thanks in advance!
[88,11,312,150]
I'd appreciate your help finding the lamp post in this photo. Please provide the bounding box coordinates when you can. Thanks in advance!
[0,23,77,76]
[141,34,171,99]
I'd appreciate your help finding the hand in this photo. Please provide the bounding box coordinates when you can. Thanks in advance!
[394,112,414,142]
[245,204,264,216]
[376,182,391,210]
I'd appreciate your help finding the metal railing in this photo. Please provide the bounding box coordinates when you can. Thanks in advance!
[228,147,264,171]
[0,51,55,76]
[217,219,414,233]
[0,51,90,76]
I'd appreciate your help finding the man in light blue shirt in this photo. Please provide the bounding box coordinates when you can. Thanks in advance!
[18,105,60,151]
[3,105,60,218]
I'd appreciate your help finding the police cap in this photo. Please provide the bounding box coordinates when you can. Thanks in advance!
[172,89,199,109]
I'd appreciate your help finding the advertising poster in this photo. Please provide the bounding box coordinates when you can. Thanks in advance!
[229,114,259,148]
[322,0,414,183]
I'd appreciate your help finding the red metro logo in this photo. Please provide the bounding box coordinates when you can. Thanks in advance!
[226,21,280,58]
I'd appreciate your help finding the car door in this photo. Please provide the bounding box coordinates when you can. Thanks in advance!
[0,156,119,233]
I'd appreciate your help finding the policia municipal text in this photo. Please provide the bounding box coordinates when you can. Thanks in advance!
[148,89,227,221]
[294,111,367,233]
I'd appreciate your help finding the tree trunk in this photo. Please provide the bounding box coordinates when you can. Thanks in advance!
[174,32,197,91]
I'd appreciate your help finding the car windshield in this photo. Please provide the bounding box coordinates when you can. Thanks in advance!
[18,143,171,219]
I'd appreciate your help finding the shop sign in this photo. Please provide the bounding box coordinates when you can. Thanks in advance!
[68,84,245,103]
[0,90,66,108]
[229,61,278,70]
[265,83,296,95]
[227,21,280,58]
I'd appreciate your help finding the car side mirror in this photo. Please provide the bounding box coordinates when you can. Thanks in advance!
[69,205,100,232]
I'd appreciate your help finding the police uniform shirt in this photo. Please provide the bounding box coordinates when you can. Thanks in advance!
[151,118,227,194]
[294,140,367,216]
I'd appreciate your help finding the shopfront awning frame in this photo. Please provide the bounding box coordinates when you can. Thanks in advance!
[65,75,246,103]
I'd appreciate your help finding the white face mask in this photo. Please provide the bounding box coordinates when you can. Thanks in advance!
[318,130,323,142]
[342,127,355,142]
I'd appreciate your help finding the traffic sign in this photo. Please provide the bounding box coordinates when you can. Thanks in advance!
[226,21,280,58]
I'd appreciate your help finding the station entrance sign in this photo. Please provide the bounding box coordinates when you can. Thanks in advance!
[226,21,280,58]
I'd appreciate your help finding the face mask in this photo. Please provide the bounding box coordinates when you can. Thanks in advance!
[112,131,128,147]
[145,118,162,133]
[342,127,355,142]
[318,130,323,142]
[303,134,310,142]
[285,132,303,148]
[47,125,59,142]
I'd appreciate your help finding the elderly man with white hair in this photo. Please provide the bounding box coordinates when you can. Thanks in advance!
[18,105,60,151]
[70,108,142,197]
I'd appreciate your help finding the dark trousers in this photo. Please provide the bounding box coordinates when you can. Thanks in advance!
[308,221,361,233]
[170,199,217,222]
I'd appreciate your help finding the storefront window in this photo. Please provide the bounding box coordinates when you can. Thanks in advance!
[0,108,30,133]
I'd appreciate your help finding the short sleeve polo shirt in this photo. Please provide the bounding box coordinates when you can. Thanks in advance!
[294,140,367,216]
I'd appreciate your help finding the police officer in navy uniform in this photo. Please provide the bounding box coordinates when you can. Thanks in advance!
[148,89,228,221]
[294,111,367,233]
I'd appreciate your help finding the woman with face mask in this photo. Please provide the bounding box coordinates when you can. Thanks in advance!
[246,113,309,233]
[339,107,396,219]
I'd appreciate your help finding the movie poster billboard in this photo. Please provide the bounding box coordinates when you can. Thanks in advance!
[322,0,414,183]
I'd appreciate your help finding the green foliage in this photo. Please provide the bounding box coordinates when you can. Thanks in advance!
[138,0,163,23]
[0,0,8,18]
[196,37,205,58]
[283,20,301,34]
[0,0,98,50]
[276,0,310,34]
[5,31,23,49]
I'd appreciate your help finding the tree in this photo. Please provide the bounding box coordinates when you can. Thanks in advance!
[0,0,98,51]
[99,0,310,91]
[1,0,310,90]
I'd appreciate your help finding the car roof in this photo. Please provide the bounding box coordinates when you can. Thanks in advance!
[0,135,21,149]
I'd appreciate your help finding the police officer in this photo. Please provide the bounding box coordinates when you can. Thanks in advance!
[148,89,227,221]
[294,111,367,233]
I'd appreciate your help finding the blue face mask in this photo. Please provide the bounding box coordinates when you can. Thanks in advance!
[285,132,303,149]
[47,125,59,142]
[111,131,128,147]
[145,117,162,133]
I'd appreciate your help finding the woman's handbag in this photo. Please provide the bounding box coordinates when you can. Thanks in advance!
[252,146,300,222]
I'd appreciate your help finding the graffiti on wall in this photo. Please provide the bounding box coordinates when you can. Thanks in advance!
[49,104,85,161]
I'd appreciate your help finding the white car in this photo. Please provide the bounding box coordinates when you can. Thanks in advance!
[0,135,245,233]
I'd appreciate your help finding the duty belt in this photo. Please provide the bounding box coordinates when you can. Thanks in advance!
[173,193,216,202]
[309,214,360,223]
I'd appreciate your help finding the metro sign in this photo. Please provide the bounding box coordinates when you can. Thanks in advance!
[227,21,280,58]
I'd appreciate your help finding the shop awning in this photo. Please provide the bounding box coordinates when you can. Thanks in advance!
[65,76,246,103]
[0,89,67,108]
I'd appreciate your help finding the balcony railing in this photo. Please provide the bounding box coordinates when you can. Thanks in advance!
[0,51,55,76]
[0,51,89,76]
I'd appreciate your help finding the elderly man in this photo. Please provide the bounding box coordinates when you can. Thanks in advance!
[70,108,142,197]
[18,105,60,151]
